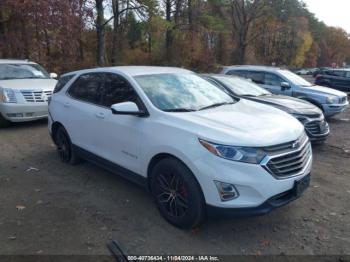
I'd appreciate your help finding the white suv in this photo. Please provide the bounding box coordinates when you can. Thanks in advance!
[0,59,57,127]
[48,66,312,228]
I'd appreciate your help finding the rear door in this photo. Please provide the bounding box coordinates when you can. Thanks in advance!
[64,73,105,154]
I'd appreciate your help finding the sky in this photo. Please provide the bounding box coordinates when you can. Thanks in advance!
[303,0,350,33]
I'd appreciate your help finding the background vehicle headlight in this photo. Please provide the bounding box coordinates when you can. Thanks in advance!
[199,139,266,164]
[0,88,17,103]
[326,96,337,104]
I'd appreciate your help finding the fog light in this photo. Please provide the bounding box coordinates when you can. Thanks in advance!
[214,181,239,202]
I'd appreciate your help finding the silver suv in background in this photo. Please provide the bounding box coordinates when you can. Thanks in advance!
[221,66,349,118]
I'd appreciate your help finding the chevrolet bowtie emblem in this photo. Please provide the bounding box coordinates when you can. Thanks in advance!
[292,141,299,149]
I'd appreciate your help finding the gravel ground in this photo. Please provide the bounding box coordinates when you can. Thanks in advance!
[0,108,349,259]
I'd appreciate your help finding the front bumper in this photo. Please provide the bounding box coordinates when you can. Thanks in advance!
[322,101,349,117]
[192,147,312,211]
[0,103,48,122]
[207,174,310,218]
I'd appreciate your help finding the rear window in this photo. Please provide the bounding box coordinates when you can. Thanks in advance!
[54,75,75,93]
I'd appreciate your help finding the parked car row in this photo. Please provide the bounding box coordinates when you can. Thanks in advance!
[0,60,348,229]
[222,65,349,117]
[202,74,330,143]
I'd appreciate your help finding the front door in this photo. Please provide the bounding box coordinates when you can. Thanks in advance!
[94,73,146,174]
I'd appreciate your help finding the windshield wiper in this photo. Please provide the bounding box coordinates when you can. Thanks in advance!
[199,102,234,111]
[242,94,257,97]
[163,108,197,112]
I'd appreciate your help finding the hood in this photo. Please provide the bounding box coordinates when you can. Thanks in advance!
[0,79,57,91]
[169,99,304,147]
[301,85,347,97]
[250,95,322,116]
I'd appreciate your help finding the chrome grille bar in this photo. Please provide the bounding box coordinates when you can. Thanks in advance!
[261,133,312,179]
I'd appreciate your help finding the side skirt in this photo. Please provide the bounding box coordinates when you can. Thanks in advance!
[73,145,148,189]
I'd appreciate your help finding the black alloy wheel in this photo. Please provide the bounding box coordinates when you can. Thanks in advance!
[150,158,205,229]
[55,127,72,163]
[155,171,189,218]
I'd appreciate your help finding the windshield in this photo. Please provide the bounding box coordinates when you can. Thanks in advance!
[212,76,270,96]
[134,73,235,112]
[0,64,50,80]
[278,69,312,87]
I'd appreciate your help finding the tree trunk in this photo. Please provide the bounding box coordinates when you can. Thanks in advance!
[96,0,105,66]
[111,0,119,64]
[165,0,172,62]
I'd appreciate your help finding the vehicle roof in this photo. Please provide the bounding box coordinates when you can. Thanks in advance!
[325,68,350,72]
[222,65,285,72]
[64,66,194,77]
[202,73,240,79]
[0,59,36,64]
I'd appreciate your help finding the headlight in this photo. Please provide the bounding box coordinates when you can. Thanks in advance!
[326,96,337,104]
[199,139,266,164]
[0,88,17,103]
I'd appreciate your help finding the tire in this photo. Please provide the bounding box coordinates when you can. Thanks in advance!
[150,157,206,229]
[54,126,80,165]
[0,113,10,128]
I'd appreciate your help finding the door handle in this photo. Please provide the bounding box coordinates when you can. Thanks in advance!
[95,112,105,119]
[63,102,70,108]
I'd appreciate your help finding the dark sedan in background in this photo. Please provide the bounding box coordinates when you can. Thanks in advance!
[315,69,350,93]
[203,74,330,143]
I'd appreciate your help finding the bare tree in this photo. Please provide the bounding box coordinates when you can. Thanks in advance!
[96,0,105,66]
[228,0,268,64]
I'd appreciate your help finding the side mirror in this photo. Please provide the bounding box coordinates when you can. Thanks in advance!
[281,82,291,90]
[111,102,148,117]
[50,73,58,79]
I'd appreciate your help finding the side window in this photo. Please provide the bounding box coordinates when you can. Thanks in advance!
[54,74,75,93]
[68,73,104,105]
[101,73,140,107]
[326,70,345,77]
[264,73,284,86]
[228,70,246,78]
[334,71,346,77]
[246,71,264,84]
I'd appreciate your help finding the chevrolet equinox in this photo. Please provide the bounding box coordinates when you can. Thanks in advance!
[48,66,312,228]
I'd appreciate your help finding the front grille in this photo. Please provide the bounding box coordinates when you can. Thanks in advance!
[264,135,312,179]
[305,120,328,136]
[21,90,52,103]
